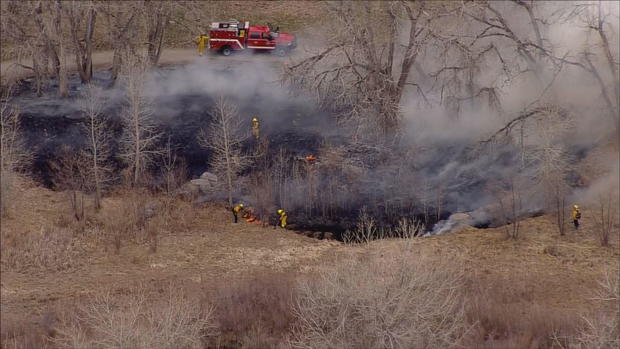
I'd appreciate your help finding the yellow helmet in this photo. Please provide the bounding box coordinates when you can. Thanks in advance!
[252,117,258,122]
[239,203,244,207]
[573,204,579,209]
[277,209,283,215]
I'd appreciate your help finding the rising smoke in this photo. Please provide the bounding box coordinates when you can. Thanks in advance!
[8,1,619,236]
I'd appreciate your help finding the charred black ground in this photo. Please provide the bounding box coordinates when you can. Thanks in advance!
[8,65,591,239]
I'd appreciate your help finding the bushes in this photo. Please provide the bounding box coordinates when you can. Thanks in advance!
[211,273,297,349]
[465,280,578,348]
[1,227,83,271]
[464,271,620,349]
[568,271,620,349]
[291,250,466,349]
[52,286,214,349]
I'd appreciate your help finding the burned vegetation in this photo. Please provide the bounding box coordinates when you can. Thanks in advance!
[3,1,618,240]
[1,1,619,349]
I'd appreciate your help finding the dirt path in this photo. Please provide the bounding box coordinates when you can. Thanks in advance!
[0,47,301,85]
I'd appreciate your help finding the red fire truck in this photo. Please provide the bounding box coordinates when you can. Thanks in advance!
[208,20,297,56]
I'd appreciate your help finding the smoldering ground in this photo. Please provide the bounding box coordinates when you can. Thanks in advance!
[8,0,620,237]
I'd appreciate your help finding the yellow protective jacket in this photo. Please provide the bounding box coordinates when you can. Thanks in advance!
[234,205,244,213]
[279,211,287,228]
[572,207,581,220]
[195,35,209,53]
[252,119,260,138]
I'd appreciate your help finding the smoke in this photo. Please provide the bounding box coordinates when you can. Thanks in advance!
[8,1,619,236]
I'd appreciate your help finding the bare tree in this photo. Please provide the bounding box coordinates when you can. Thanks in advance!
[525,107,574,235]
[287,1,450,138]
[576,1,620,129]
[2,0,68,97]
[1,2,50,96]
[99,1,141,82]
[119,55,161,187]
[143,1,172,66]
[159,136,187,196]
[66,0,97,83]
[37,0,69,97]
[80,84,112,209]
[50,147,90,222]
[198,96,250,208]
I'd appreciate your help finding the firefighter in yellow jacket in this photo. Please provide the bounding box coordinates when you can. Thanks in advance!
[195,34,209,56]
[252,117,260,139]
[277,209,287,228]
[233,203,244,223]
[571,204,581,229]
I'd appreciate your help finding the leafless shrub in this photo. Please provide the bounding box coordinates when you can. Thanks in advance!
[0,95,31,217]
[98,190,153,253]
[49,147,90,224]
[291,251,466,349]
[394,217,425,238]
[1,227,83,272]
[490,174,525,240]
[592,190,619,247]
[343,208,378,243]
[158,137,188,196]
[212,273,296,348]
[560,271,620,349]
[53,285,214,349]
[344,209,425,243]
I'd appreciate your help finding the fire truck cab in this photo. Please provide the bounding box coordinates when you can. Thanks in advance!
[208,20,297,56]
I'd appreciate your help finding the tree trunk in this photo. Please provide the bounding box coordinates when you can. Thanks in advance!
[74,4,96,83]
[92,124,101,209]
[134,115,140,186]
[54,0,68,97]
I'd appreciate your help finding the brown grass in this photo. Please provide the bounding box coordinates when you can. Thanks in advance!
[94,189,197,253]
[1,226,85,272]
[0,313,52,349]
[463,269,620,349]
[211,272,297,349]
[465,278,579,349]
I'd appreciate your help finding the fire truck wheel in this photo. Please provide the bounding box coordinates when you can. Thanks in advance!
[221,46,232,56]
[274,47,287,57]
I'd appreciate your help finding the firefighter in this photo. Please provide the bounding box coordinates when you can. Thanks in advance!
[572,204,581,229]
[277,209,287,228]
[195,34,209,56]
[232,203,244,223]
[251,117,260,139]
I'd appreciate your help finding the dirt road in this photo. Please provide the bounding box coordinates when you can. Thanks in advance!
[0,47,300,85]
